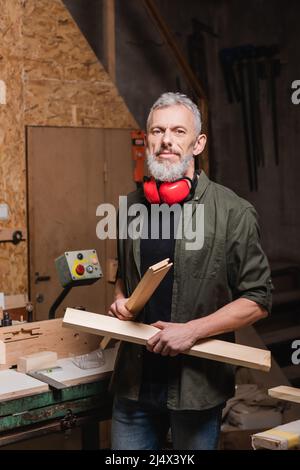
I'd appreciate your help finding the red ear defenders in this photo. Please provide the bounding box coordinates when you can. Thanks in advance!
[143,175,196,205]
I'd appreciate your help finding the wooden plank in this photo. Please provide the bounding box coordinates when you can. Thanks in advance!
[269,386,300,404]
[252,420,300,450]
[0,370,48,401]
[125,258,172,314]
[63,309,271,371]
[0,318,100,369]
[103,0,116,82]
[143,0,206,100]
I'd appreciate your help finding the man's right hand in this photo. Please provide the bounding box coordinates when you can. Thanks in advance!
[108,298,134,321]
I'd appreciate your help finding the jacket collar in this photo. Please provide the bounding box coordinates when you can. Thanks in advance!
[192,170,210,202]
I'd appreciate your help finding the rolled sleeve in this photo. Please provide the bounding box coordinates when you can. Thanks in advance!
[227,207,273,313]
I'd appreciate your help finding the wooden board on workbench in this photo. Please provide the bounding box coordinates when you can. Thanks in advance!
[63,309,271,371]
[0,370,48,401]
[44,346,118,387]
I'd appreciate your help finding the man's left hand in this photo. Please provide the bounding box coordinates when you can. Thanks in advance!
[146,321,198,357]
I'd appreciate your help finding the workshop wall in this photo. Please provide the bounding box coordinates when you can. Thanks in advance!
[0,0,137,295]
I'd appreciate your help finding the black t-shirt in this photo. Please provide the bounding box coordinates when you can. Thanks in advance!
[139,208,176,407]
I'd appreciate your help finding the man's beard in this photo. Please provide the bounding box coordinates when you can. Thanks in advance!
[146,150,193,182]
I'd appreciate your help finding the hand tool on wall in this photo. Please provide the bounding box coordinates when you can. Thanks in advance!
[219,48,241,103]
[264,45,281,166]
[187,19,219,99]
[219,44,281,190]
[236,46,257,191]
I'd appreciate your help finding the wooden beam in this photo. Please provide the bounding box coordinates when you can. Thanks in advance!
[198,99,209,175]
[63,309,271,371]
[103,0,116,82]
[269,386,300,404]
[143,0,206,100]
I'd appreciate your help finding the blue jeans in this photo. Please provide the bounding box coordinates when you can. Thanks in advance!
[111,397,224,450]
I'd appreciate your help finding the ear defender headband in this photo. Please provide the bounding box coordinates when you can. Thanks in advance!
[143,174,197,205]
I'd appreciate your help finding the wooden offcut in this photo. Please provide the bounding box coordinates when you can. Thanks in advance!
[125,258,172,315]
[252,419,300,450]
[17,351,58,373]
[63,309,271,371]
[268,386,300,404]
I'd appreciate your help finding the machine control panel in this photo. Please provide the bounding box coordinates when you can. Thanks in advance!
[55,250,103,288]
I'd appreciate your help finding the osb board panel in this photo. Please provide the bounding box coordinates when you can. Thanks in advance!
[0,0,24,57]
[24,79,136,127]
[22,0,102,81]
[0,244,27,293]
[0,1,26,295]
[23,0,137,129]
[0,0,137,295]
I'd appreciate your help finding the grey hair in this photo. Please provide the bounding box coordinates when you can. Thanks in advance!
[147,92,202,135]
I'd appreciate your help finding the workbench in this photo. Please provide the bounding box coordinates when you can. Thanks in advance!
[0,317,116,449]
[0,376,112,449]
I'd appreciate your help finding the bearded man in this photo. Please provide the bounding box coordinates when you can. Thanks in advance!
[109,92,272,450]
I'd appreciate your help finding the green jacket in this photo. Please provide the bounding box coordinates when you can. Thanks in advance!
[111,171,272,410]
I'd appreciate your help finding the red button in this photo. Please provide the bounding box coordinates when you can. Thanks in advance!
[76,264,85,276]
